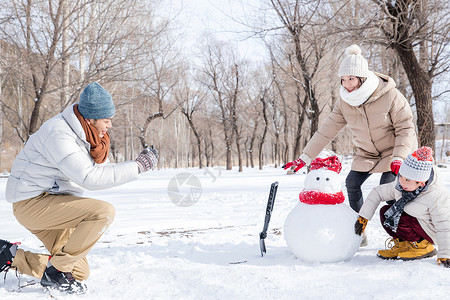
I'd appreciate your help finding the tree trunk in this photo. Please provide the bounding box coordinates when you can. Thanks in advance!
[209,129,215,167]
[282,105,289,164]
[204,138,210,167]
[292,91,306,159]
[235,137,243,172]
[231,64,242,172]
[185,115,203,169]
[244,137,250,168]
[29,95,44,135]
[330,87,338,153]
[273,128,280,168]
[27,0,61,135]
[259,92,269,170]
[393,44,435,150]
[225,137,232,170]
[249,119,259,168]
[139,112,163,149]
[60,0,69,109]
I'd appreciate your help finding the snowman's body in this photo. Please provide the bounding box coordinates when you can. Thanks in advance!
[284,159,362,263]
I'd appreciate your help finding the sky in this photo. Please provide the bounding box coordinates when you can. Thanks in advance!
[164,0,269,62]
[163,0,450,120]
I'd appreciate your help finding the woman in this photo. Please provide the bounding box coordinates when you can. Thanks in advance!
[283,45,417,246]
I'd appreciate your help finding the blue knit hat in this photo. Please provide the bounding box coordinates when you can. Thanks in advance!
[78,82,115,119]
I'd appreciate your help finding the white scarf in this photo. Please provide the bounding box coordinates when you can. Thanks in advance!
[339,71,379,106]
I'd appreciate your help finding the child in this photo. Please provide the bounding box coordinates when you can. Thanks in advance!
[354,146,450,267]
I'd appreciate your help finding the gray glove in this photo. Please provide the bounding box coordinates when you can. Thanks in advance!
[135,147,158,173]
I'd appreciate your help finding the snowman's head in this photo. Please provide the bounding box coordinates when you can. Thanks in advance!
[304,168,341,193]
[303,156,343,193]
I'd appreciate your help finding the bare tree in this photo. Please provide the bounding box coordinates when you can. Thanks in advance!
[133,44,185,149]
[272,66,292,163]
[258,86,272,170]
[204,129,215,167]
[243,91,261,169]
[178,78,207,169]
[230,63,244,172]
[329,0,449,151]
[268,0,332,159]
[199,39,245,170]
[269,92,284,168]
[369,0,450,151]
[0,0,169,140]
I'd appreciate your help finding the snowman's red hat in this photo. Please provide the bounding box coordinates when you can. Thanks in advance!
[310,156,342,174]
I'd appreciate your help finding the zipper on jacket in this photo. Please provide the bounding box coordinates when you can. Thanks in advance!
[362,105,381,155]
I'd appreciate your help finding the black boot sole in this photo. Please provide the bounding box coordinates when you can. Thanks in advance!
[398,249,437,261]
[376,254,399,260]
[41,278,87,294]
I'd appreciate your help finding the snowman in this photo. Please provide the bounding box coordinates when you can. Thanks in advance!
[284,156,362,263]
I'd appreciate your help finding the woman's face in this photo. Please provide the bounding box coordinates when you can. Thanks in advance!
[341,75,361,92]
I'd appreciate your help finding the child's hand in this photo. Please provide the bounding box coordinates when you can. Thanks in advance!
[438,258,450,268]
[354,216,368,235]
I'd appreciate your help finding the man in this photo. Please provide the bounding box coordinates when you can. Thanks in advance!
[0,82,157,294]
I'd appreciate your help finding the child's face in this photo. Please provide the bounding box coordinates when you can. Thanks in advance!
[398,175,426,192]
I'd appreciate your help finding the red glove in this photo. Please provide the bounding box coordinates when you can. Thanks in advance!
[282,158,306,173]
[390,159,402,175]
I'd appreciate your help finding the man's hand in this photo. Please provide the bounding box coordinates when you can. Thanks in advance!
[282,158,306,173]
[136,147,159,173]
[390,159,403,175]
[438,258,450,268]
[354,216,368,235]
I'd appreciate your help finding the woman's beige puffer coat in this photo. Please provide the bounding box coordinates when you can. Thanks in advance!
[303,72,417,173]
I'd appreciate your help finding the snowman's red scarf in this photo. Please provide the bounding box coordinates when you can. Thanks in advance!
[299,190,345,205]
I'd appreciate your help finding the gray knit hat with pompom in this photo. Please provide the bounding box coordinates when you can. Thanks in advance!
[399,147,434,182]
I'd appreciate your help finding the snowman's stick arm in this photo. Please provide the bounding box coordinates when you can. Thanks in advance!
[259,181,279,256]
[262,183,278,233]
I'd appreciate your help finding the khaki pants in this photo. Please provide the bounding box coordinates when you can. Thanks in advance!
[12,193,115,281]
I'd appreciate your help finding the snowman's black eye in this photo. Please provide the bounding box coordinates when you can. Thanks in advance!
[326,178,329,181]
[316,177,320,181]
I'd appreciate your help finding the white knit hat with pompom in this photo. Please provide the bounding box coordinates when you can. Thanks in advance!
[338,45,370,78]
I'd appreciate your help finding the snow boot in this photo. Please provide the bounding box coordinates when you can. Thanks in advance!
[397,239,437,260]
[40,265,87,294]
[0,239,19,273]
[377,238,409,259]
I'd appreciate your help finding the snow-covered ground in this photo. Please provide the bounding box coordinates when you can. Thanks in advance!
[1,160,450,299]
